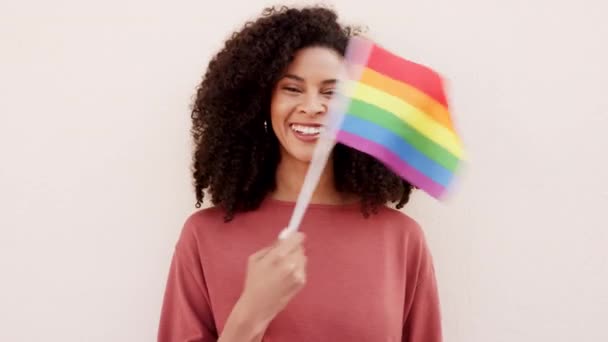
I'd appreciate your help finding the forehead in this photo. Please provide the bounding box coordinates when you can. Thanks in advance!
[284,46,344,78]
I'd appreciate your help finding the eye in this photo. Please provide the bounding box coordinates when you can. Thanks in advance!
[322,89,335,97]
[283,86,302,93]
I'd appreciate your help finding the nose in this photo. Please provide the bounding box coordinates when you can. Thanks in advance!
[297,94,327,116]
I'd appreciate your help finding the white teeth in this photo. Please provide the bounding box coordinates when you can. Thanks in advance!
[290,124,323,135]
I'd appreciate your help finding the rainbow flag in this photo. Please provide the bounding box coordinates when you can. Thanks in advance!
[333,37,464,198]
[282,37,465,236]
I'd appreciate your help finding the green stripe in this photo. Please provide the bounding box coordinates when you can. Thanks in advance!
[346,99,459,171]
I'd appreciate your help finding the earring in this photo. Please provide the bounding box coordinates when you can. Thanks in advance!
[263,120,268,133]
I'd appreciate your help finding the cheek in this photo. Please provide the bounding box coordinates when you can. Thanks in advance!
[270,94,293,126]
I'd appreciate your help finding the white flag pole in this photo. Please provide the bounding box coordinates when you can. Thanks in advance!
[278,37,373,240]
[277,85,348,240]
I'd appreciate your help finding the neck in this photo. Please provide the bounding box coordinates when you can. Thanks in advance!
[272,153,347,205]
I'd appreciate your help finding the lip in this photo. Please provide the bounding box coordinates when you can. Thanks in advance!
[288,123,324,143]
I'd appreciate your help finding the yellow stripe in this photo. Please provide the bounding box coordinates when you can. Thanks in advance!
[360,68,454,131]
[348,81,465,158]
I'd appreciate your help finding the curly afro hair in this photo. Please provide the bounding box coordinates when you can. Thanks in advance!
[191,5,414,221]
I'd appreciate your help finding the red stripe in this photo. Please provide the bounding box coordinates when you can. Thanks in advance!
[365,44,448,108]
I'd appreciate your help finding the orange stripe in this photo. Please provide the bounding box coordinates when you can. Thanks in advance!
[359,67,454,131]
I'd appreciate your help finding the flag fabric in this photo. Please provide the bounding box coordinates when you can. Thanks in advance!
[282,37,464,236]
[333,37,464,198]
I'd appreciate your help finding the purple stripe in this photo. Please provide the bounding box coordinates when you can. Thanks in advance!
[337,130,447,198]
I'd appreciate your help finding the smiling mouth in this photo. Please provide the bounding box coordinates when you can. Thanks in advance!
[289,123,325,136]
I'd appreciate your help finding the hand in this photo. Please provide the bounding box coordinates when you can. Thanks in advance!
[219,232,307,341]
[237,231,307,328]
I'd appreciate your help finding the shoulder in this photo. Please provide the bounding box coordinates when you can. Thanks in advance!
[183,206,226,233]
[175,206,226,254]
[376,206,426,240]
[374,206,433,259]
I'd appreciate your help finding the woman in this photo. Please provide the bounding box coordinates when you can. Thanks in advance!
[158,6,442,342]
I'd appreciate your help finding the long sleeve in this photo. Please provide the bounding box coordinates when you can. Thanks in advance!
[402,234,442,342]
[158,221,217,342]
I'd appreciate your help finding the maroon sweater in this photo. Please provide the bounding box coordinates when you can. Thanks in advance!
[158,198,442,341]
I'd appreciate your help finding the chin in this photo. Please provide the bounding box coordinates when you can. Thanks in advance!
[293,151,314,163]
[283,146,315,163]
[277,131,321,163]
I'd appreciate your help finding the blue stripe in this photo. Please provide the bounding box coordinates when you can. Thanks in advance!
[340,115,454,186]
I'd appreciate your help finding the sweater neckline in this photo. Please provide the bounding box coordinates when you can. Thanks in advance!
[263,197,361,210]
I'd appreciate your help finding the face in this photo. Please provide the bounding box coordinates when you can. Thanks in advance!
[270,46,343,163]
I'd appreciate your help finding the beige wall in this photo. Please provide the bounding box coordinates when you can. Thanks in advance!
[1,0,606,341]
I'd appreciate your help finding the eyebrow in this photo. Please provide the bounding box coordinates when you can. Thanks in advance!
[283,74,337,85]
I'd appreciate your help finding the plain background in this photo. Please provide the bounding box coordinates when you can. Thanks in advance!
[1,0,607,341]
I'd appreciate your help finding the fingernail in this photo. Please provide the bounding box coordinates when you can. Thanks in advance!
[278,228,289,240]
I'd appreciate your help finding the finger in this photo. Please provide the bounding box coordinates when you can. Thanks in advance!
[287,253,307,286]
[250,245,274,262]
[281,248,307,277]
[265,232,305,261]
[270,252,303,276]
[278,227,293,240]
[252,232,298,260]
[293,268,306,285]
[283,243,306,267]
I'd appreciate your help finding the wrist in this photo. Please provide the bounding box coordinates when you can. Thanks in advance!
[221,297,269,341]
